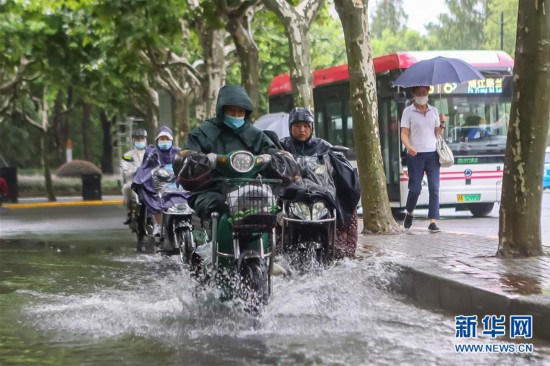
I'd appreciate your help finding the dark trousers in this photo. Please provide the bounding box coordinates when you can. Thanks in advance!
[405,151,440,219]
[188,191,228,222]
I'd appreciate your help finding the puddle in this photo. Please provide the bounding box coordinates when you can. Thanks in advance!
[499,273,543,296]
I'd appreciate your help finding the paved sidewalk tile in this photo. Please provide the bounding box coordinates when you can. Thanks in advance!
[356,229,550,340]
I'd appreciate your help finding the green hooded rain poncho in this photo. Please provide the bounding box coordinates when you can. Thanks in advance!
[182,85,281,221]
[184,85,277,155]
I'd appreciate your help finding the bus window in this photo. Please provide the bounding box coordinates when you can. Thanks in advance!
[315,110,325,139]
[443,96,509,156]
[269,95,293,113]
[431,98,449,123]
[378,98,401,191]
[378,100,391,183]
[346,116,354,150]
[343,101,355,155]
[326,101,344,146]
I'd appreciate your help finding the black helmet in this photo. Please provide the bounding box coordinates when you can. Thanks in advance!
[132,129,147,138]
[289,107,314,127]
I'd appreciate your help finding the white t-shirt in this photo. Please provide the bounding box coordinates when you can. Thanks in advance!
[400,103,439,153]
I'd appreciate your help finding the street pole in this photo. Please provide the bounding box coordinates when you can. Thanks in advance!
[500,11,504,50]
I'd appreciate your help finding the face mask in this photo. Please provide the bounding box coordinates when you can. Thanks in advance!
[134,141,146,150]
[223,114,245,129]
[414,96,429,105]
[157,141,173,151]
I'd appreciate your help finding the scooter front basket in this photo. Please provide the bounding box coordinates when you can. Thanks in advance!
[222,178,281,231]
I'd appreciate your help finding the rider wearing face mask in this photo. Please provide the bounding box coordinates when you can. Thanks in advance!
[400,86,447,233]
[132,125,181,236]
[179,85,296,223]
[120,129,148,224]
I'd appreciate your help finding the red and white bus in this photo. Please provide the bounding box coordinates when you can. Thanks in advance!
[268,50,514,217]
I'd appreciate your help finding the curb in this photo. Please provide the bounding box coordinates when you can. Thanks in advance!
[387,258,550,341]
[3,200,123,209]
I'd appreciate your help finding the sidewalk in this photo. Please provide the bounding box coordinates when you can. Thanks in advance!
[2,195,123,209]
[357,227,550,341]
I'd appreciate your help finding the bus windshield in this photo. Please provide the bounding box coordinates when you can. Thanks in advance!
[431,95,511,157]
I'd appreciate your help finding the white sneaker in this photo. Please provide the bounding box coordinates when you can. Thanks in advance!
[153,224,161,236]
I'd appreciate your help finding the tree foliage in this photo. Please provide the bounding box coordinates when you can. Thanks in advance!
[370,0,408,39]
[263,0,326,109]
[426,0,488,50]
[371,28,429,56]
[483,0,518,55]
[310,6,347,69]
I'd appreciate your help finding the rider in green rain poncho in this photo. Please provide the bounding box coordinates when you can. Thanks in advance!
[176,85,298,223]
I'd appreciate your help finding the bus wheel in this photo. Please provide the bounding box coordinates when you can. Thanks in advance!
[468,203,495,217]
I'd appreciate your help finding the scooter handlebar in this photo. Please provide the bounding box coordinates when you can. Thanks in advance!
[206,151,272,170]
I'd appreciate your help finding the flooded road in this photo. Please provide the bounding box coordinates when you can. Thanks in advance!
[1,206,550,365]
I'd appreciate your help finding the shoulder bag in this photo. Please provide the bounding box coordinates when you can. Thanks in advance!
[436,135,454,167]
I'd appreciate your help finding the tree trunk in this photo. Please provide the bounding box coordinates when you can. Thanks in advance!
[52,90,66,165]
[142,80,159,139]
[334,0,398,233]
[173,92,191,144]
[145,102,158,140]
[199,28,226,119]
[41,130,56,202]
[81,102,92,162]
[51,88,72,165]
[99,110,114,174]
[498,0,549,257]
[227,13,260,120]
[285,21,313,109]
[263,0,324,110]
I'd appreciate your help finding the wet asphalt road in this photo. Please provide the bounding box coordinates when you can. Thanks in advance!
[2,198,550,365]
[2,191,549,245]
[1,204,129,236]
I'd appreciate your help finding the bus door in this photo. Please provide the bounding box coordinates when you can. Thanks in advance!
[314,85,402,200]
[313,85,355,158]
[378,97,402,202]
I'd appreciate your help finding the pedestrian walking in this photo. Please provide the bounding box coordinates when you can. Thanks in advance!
[400,86,446,232]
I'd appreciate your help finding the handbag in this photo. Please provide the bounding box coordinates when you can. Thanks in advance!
[436,135,454,167]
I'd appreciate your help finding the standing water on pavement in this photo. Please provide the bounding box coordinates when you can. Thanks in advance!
[1,232,549,365]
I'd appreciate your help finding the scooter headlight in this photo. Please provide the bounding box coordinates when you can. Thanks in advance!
[230,151,254,173]
[290,202,311,221]
[311,202,329,221]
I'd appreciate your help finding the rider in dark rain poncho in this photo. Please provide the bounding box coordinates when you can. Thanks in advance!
[132,126,181,236]
[280,107,361,258]
[175,85,298,223]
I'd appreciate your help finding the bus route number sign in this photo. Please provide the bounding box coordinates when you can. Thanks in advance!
[457,194,481,203]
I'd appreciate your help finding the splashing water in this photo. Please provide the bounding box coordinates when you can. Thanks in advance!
[16,254,549,365]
